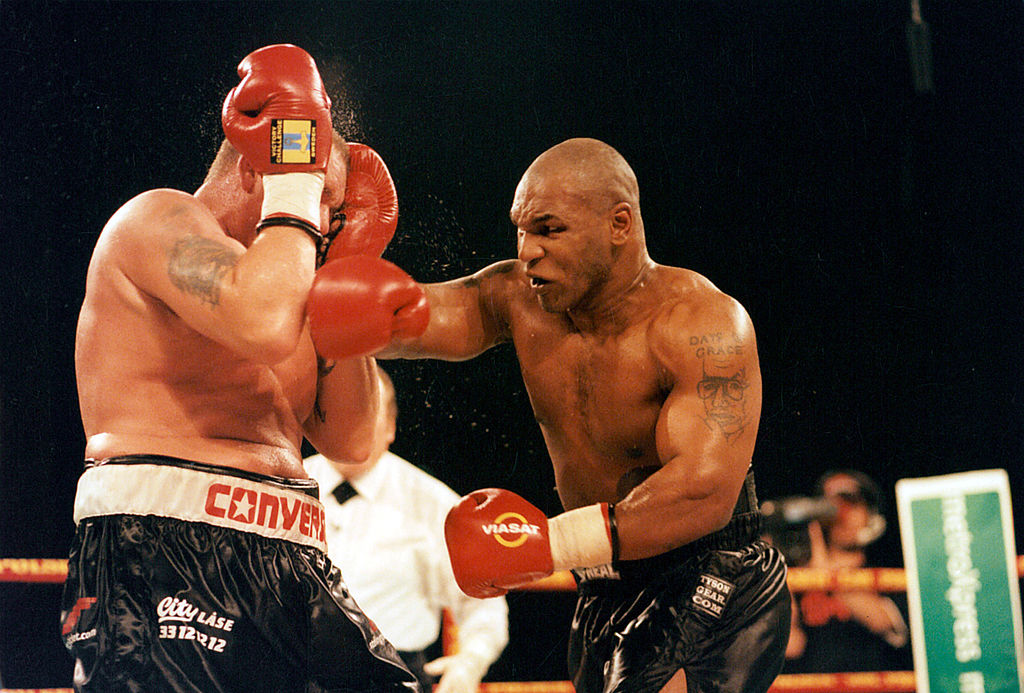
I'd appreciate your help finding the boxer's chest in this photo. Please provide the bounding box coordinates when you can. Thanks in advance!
[513,318,668,459]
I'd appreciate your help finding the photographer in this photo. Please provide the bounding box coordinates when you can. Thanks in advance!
[763,470,910,672]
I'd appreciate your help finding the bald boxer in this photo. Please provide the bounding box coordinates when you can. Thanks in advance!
[62,44,425,692]
[370,138,791,692]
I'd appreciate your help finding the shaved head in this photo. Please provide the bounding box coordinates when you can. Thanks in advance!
[523,138,640,214]
[509,137,651,314]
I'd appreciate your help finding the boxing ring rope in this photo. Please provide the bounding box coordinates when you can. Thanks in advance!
[5,557,1024,693]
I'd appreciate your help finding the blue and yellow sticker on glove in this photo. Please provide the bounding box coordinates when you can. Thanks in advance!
[270,119,317,164]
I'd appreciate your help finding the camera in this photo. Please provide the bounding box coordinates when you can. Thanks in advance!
[759,496,837,566]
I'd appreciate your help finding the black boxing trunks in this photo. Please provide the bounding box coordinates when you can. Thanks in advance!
[568,471,791,693]
[60,455,419,693]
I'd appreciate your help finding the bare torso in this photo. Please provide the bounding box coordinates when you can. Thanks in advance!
[501,264,710,510]
[76,193,318,478]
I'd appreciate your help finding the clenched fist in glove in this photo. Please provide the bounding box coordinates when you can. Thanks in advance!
[308,256,429,359]
[221,43,332,174]
[444,488,618,598]
[325,143,399,261]
[222,43,333,242]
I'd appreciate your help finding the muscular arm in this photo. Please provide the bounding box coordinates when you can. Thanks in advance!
[376,260,515,360]
[108,189,316,364]
[616,295,762,559]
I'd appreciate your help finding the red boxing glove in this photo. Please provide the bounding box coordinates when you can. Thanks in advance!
[221,44,332,174]
[444,489,555,598]
[324,143,399,261]
[308,256,430,359]
[445,489,617,598]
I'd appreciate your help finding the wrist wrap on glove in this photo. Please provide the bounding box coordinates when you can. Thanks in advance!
[222,44,333,248]
[444,488,616,598]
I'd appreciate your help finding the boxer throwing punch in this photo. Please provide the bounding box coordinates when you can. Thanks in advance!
[63,44,426,692]
[362,138,792,692]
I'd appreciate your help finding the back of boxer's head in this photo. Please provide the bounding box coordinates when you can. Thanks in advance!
[332,131,349,170]
[204,139,241,185]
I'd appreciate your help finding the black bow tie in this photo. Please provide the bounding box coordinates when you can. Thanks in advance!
[331,480,358,505]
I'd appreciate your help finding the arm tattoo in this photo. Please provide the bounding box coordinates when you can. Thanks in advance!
[312,356,335,423]
[167,235,241,306]
[462,261,516,289]
[692,333,751,442]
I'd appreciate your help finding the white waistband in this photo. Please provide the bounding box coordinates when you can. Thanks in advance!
[74,462,327,552]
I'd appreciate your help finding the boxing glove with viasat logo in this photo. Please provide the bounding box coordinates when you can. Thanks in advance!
[444,488,616,598]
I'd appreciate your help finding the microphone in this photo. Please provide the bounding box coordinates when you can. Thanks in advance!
[760,496,837,525]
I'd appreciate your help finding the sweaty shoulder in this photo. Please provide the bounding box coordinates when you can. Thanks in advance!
[91,188,236,292]
[105,188,205,232]
[647,266,757,375]
[95,189,214,259]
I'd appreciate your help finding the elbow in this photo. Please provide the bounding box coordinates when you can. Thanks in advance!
[218,277,307,363]
[234,314,303,365]
[687,473,739,535]
[307,423,377,465]
[708,496,737,533]
[316,440,374,466]
[340,437,376,465]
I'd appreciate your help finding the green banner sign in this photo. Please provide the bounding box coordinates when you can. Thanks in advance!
[897,469,1023,693]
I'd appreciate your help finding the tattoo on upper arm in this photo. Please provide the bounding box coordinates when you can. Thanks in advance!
[167,236,241,306]
[463,262,515,289]
[691,333,752,442]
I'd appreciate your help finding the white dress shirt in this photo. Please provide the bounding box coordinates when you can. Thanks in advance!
[305,451,508,667]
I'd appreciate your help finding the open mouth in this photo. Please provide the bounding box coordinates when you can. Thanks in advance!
[529,276,551,288]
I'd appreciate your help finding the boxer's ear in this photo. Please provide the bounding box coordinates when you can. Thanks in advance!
[237,155,257,194]
[609,202,633,245]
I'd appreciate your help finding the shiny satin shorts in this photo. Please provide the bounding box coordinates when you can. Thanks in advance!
[60,455,418,693]
[569,518,791,693]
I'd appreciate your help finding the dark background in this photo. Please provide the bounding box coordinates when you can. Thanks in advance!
[2,1,1022,687]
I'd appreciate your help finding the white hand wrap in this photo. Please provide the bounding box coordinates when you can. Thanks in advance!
[548,503,614,572]
[260,170,325,228]
[424,652,490,693]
